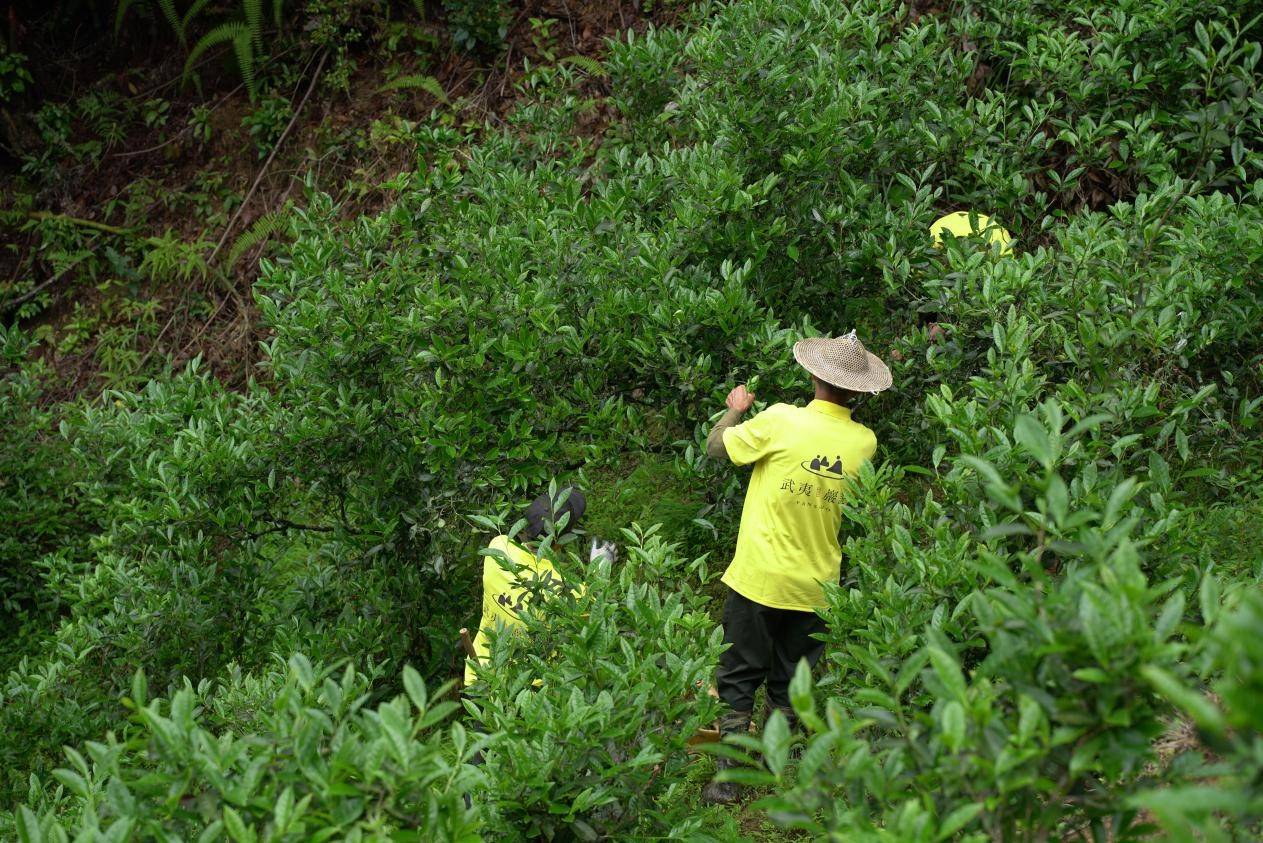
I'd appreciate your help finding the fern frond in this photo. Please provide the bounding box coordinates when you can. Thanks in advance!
[226,211,290,269]
[232,31,257,101]
[185,22,250,85]
[114,0,146,38]
[186,22,250,74]
[375,74,449,104]
[558,55,608,77]
[141,231,210,283]
[243,0,265,54]
[157,0,183,46]
[180,0,216,43]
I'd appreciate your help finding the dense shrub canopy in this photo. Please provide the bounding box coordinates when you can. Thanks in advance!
[2,0,1261,839]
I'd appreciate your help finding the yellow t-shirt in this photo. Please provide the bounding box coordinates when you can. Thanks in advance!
[465,535,561,686]
[930,211,1014,255]
[721,400,877,611]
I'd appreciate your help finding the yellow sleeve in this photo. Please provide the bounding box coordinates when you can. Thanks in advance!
[721,406,782,466]
[862,430,878,463]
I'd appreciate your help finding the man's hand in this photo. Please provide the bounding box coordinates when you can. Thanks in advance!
[726,384,755,414]
[708,385,754,459]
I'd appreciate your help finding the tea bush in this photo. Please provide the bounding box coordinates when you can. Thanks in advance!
[2,0,1262,837]
[635,0,1263,326]
[1136,588,1263,840]
[720,183,1263,837]
[0,327,102,664]
[14,656,485,841]
[738,448,1188,839]
[0,358,470,800]
[0,365,280,799]
[466,527,725,839]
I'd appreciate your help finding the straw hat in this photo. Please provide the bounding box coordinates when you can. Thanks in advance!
[930,211,1013,254]
[793,331,892,394]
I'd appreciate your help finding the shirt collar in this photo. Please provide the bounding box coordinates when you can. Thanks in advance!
[807,399,852,421]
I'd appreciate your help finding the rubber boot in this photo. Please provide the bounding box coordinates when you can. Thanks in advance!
[768,704,798,733]
[769,704,804,761]
[701,709,751,805]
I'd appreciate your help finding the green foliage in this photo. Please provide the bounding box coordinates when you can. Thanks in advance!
[225,210,291,269]
[466,527,725,839]
[3,0,1263,837]
[0,47,33,105]
[604,25,692,143]
[375,73,450,103]
[581,457,710,550]
[186,21,260,99]
[188,102,214,145]
[240,93,293,157]
[15,657,485,841]
[116,1,286,99]
[1163,495,1263,583]
[442,0,509,51]
[0,364,282,798]
[1134,589,1263,840]
[648,0,1263,324]
[557,54,607,78]
[748,496,1184,839]
[138,229,210,282]
[711,304,1246,837]
[0,328,97,637]
[718,181,1263,837]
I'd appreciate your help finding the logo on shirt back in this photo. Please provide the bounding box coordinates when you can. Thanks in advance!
[801,454,846,479]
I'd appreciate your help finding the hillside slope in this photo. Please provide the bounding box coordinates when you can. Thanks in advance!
[3,0,1262,839]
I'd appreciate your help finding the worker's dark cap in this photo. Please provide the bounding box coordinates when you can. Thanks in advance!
[523,487,586,540]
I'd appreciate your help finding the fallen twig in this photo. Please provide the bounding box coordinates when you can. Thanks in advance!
[207,49,329,267]
[27,211,135,236]
[500,43,514,97]
[0,257,90,315]
[112,81,248,159]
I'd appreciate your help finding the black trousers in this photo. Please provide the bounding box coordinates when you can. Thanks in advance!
[716,589,827,713]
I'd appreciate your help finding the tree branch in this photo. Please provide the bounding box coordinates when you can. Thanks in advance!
[247,517,340,541]
[27,211,135,236]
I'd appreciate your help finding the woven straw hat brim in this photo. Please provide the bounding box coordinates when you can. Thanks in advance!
[793,337,893,394]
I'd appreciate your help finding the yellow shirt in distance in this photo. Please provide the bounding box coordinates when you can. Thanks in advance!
[465,535,561,686]
[721,400,877,611]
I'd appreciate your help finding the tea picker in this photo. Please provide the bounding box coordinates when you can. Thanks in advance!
[921,211,1015,344]
[929,210,1014,254]
[700,331,893,804]
[458,487,616,689]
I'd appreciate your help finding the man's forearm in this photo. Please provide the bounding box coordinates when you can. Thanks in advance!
[706,407,745,459]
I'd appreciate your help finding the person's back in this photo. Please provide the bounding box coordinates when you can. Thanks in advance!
[720,400,877,612]
[463,487,594,687]
[465,534,559,686]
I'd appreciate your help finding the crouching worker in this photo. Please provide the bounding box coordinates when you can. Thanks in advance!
[464,487,616,687]
[701,331,892,805]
